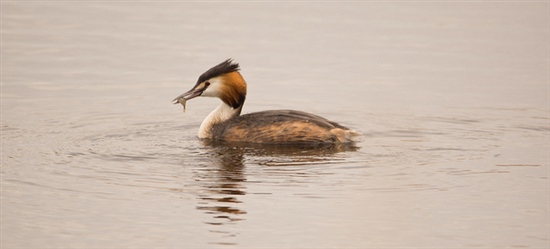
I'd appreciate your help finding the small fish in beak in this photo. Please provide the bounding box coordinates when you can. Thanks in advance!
[173,82,209,113]
[175,97,187,113]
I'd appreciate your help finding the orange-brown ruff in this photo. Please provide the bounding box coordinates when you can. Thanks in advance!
[173,59,357,145]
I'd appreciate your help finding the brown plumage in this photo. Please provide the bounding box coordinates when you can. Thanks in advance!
[213,110,353,144]
[173,59,358,145]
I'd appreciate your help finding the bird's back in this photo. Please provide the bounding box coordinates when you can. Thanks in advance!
[211,110,356,144]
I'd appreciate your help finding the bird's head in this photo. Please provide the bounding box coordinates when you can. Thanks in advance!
[173,59,247,109]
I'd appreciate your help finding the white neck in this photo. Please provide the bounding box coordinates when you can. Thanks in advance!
[198,102,241,139]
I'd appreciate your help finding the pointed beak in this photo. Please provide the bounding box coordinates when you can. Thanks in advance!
[172,86,203,104]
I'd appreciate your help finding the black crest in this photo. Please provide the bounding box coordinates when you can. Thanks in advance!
[197,59,240,83]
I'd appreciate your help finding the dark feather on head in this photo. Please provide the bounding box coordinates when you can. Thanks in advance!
[197,59,240,83]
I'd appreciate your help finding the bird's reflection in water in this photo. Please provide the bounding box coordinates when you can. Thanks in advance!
[195,144,247,228]
[193,140,359,245]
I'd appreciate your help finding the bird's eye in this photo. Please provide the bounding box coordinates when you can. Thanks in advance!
[205,82,210,87]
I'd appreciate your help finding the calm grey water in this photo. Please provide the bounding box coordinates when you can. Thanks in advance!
[2,2,549,248]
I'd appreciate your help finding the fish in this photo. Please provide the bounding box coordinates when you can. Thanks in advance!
[177,97,186,113]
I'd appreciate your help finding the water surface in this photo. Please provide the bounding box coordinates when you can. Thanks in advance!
[1,2,549,248]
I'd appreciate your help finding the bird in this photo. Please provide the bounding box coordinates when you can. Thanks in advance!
[173,59,358,145]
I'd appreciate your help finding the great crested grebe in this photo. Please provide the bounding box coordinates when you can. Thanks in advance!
[173,59,358,145]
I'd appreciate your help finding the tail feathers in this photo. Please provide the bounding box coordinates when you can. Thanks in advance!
[330,128,361,144]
